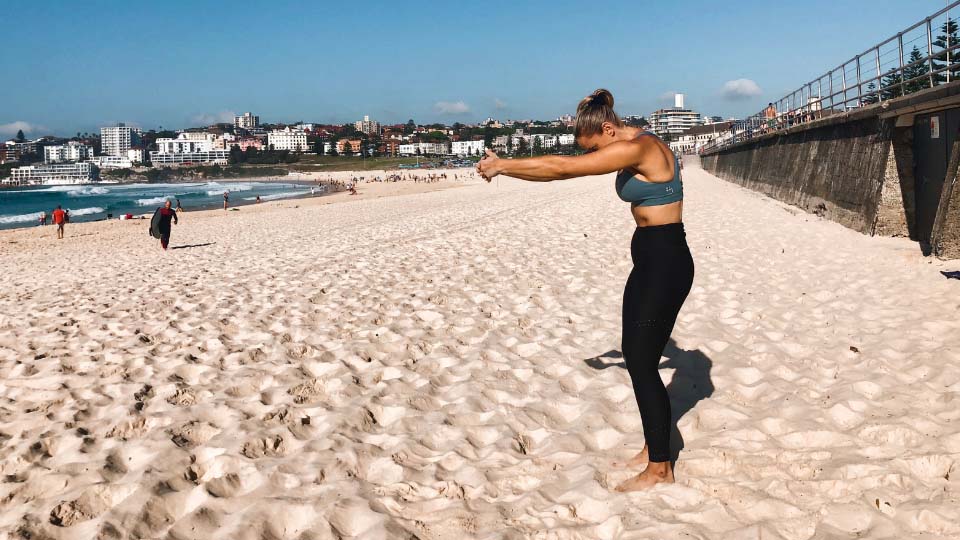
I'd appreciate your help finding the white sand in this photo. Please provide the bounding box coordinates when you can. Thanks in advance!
[0,162,958,539]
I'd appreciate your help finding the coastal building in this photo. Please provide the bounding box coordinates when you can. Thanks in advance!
[1,144,20,164]
[398,142,447,156]
[381,140,400,156]
[127,148,146,164]
[92,155,134,169]
[267,128,308,152]
[670,121,735,154]
[648,94,703,137]
[101,124,143,157]
[148,151,230,166]
[156,133,216,153]
[337,139,362,155]
[451,140,485,156]
[9,162,99,185]
[229,137,265,152]
[2,140,39,161]
[44,142,93,164]
[354,116,380,136]
[234,112,259,130]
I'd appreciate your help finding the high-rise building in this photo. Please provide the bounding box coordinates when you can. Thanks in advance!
[100,124,143,157]
[44,142,94,163]
[354,115,380,135]
[235,112,259,130]
[647,93,704,137]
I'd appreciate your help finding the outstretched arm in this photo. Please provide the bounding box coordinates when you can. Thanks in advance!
[477,142,645,182]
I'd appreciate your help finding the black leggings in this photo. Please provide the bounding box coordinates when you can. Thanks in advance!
[622,223,694,463]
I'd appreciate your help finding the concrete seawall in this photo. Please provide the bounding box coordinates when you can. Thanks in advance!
[701,82,960,259]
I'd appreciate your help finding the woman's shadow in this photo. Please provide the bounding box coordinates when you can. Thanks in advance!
[584,339,713,461]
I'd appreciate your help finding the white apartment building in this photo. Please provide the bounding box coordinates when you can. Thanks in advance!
[156,133,216,153]
[100,124,143,156]
[150,133,228,165]
[492,133,575,152]
[450,140,485,156]
[44,142,93,164]
[355,115,380,135]
[10,162,99,185]
[267,128,308,152]
[648,94,703,137]
[398,142,447,156]
[148,151,230,166]
[235,112,259,129]
[669,121,735,154]
[92,155,133,169]
[127,148,146,164]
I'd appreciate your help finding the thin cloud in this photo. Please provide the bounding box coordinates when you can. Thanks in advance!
[190,111,237,126]
[721,79,762,100]
[0,121,45,138]
[658,91,679,102]
[434,101,470,114]
[494,98,507,110]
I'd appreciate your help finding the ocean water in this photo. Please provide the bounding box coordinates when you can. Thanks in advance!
[0,181,319,229]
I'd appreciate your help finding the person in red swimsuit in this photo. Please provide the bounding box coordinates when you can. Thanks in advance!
[51,205,66,239]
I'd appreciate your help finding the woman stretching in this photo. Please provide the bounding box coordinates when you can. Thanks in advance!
[477,89,694,492]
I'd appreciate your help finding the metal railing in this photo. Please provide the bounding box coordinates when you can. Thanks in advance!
[700,1,960,154]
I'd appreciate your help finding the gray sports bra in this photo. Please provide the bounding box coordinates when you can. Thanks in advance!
[615,132,683,207]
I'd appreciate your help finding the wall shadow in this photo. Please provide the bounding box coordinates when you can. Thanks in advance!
[584,339,714,461]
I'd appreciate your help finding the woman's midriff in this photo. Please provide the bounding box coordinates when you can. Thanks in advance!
[631,200,683,227]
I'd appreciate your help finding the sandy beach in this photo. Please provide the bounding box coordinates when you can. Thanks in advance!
[1,161,958,539]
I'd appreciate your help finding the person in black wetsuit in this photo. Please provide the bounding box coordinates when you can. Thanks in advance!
[153,199,179,250]
[477,89,694,492]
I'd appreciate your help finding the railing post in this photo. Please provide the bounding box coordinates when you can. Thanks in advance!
[899,32,905,96]
[928,18,935,87]
[828,71,834,110]
[856,55,862,106]
[949,12,953,83]
[841,63,848,111]
[876,47,883,102]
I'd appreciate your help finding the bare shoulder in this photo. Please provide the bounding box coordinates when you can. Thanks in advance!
[634,136,675,182]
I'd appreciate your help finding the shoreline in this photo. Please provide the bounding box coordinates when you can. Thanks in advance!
[0,169,481,241]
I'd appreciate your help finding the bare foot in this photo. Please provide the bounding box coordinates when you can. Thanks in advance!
[615,462,674,492]
[611,446,648,469]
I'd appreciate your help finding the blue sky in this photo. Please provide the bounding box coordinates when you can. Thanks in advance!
[0,0,949,136]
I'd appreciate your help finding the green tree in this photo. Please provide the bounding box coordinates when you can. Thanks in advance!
[483,125,493,149]
[932,19,960,84]
[229,145,244,164]
[404,119,416,135]
[862,82,880,105]
[532,136,543,155]
[904,46,932,95]
[879,68,904,101]
[506,135,513,155]
[517,137,529,155]
[15,129,25,142]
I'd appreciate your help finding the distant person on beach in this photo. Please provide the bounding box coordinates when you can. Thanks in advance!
[478,89,694,492]
[176,198,183,212]
[150,199,179,250]
[52,205,66,239]
[223,191,229,210]
[256,195,262,204]
[39,211,46,226]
